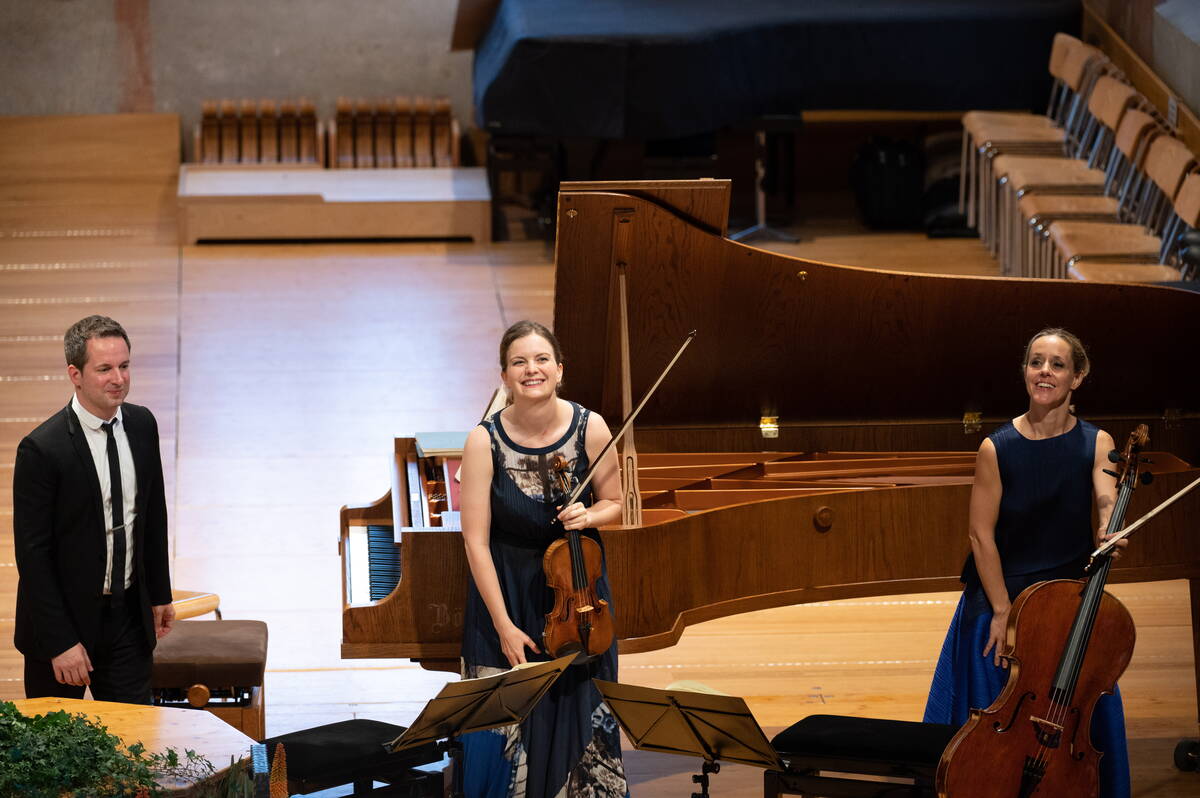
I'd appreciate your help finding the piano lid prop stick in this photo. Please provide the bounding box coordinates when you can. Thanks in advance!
[1090,473,1200,561]
[561,330,697,511]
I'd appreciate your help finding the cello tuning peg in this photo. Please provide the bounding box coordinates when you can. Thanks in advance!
[1108,450,1123,463]
[1140,472,1154,485]
[1102,468,1120,478]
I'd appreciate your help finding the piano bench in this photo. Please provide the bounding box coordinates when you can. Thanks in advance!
[264,719,443,796]
[764,714,957,798]
[151,619,268,740]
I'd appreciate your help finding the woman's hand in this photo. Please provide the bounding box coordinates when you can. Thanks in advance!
[1099,528,1128,559]
[497,621,540,667]
[983,606,1011,668]
[557,501,590,531]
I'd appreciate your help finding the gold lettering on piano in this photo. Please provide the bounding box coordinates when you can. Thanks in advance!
[427,602,463,634]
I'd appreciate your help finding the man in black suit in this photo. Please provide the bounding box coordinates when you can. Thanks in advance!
[13,315,175,703]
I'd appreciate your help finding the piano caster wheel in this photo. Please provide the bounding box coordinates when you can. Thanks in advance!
[1175,738,1199,772]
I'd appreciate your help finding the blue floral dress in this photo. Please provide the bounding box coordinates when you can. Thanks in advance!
[461,401,628,798]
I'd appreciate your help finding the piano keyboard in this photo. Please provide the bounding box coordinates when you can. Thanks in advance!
[367,525,401,601]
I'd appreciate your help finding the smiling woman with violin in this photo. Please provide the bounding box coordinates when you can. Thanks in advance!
[923,327,1131,796]
[459,320,627,798]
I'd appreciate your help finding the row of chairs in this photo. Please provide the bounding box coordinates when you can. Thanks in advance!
[961,33,1198,283]
[194,97,460,170]
[332,96,459,169]
[196,99,321,165]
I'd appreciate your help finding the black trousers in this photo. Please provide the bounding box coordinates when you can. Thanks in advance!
[23,595,152,704]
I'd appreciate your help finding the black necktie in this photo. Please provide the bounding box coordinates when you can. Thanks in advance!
[102,420,126,606]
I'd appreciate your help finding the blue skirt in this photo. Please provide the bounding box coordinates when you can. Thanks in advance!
[924,593,1130,798]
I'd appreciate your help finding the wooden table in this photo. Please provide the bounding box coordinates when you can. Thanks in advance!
[12,697,256,793]
[172,589,221,619]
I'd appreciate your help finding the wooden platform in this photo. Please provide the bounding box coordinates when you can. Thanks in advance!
[177,164,492,243]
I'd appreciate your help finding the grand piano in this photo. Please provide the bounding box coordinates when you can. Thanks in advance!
[340,180,1200,716]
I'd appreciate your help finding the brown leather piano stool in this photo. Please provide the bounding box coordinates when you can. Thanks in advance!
[152,619,268,740]
[764,714,958,797]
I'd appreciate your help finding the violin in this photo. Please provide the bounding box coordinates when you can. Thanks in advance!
[541,330,697,665]
[937,425,1149,798]
[542,454,614,664]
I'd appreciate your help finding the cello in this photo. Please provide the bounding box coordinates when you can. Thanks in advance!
[937,425,1149,798]
[542,331,696,663]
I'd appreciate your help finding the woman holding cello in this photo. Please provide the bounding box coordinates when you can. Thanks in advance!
[459,320,628,798]
[923,327,1130,796]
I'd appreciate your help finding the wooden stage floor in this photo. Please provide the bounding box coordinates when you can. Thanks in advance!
[1,207,1198,796]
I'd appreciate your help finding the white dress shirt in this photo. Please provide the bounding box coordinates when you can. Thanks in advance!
[72,394,136,593]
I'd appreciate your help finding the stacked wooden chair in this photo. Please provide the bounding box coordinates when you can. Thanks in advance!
[959,32,1200,285]
[196,99,322,165]
[1004,121,1195,281]
[991,75,1144,275]
[1020,108,1161,277]
[1060,154,1199,281]
[960,34,1109,249]
[329,96,459,169]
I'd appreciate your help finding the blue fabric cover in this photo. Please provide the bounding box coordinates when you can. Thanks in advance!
[474,0,1081,139]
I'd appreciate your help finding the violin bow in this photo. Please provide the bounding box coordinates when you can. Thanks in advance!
[560,330,697,510]
[1090,473,1200,561]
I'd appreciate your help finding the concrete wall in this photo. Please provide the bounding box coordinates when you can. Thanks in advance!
[0,0,474,160]
[1088,0,1200,118]
[1155,0,1200,119]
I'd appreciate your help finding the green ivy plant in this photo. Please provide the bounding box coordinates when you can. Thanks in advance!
[0,701,252,797]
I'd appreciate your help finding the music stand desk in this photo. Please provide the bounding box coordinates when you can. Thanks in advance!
[388,654,575,752]
[593,679,782,796]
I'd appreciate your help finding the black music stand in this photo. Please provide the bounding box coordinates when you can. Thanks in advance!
[729,120,800,244]
[594,679,782,797]
[387,655,575,797]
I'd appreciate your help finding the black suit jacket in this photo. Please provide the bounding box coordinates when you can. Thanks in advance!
[12,401,172,661]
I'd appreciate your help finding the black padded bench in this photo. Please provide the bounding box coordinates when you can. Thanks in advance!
[764,714,959,798]
[264,719,443,797]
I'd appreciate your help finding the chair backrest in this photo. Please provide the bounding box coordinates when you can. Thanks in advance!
[1114,110,1160,160]
[1056,40,1105,91]
[1173,172,1200,228]
[1144,136,1198,198]
[1047,33,1076,76]
[1087,77,1138,131]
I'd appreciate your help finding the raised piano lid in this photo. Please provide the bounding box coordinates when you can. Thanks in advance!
[552,179,1200,461]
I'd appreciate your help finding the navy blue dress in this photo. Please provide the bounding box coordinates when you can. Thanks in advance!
[924,419,1130,797]
[461,401,627,798]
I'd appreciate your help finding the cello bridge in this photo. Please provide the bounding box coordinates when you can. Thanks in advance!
[1030,715,1063,748]
[575,605,594,613]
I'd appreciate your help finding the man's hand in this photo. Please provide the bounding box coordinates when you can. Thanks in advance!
[52,643,93,686]
[152,602,176,639]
